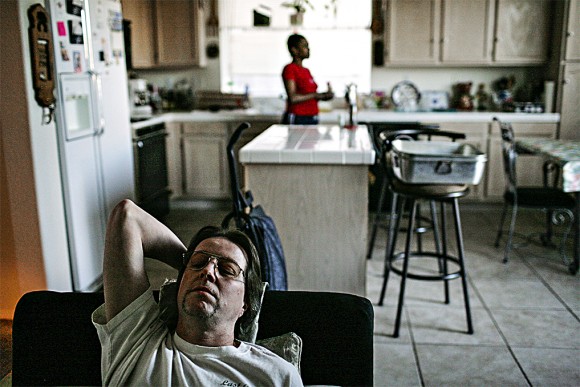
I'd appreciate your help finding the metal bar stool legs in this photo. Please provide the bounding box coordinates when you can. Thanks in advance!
[378,192,402,306]
[380,193,474,338]
[393,199,418,338]
[451,197,474,334]
[367,177,389,259]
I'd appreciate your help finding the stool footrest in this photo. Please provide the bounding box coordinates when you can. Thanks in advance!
[388,251,462,281]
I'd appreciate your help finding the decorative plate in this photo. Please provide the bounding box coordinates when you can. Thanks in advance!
[391,81,421,111]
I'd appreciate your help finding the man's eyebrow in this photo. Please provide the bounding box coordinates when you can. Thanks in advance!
[194,250,236,261]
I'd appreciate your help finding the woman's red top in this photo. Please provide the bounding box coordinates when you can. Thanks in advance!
[282,62,319,116]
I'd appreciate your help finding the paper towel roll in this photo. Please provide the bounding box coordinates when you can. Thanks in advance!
[544,81,555,113]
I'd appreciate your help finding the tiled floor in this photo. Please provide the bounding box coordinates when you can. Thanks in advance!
[141,200,580,386]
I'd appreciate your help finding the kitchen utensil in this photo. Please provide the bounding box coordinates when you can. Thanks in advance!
[207,0,219,37]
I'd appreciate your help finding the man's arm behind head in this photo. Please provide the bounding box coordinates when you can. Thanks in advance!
[103,199,186,322]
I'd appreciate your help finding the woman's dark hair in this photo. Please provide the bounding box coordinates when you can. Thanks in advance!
[287,33,306,53]
[176,226,262,339]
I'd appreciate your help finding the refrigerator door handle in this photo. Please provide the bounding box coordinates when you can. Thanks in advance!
[81,8,95,71]
[89,71,105,135]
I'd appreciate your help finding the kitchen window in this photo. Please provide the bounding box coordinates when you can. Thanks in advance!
[219,0,372,97]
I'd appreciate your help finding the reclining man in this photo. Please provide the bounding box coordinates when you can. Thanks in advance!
[92,199,302,385]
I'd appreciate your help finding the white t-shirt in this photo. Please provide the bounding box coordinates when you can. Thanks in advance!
[92,288,303,386]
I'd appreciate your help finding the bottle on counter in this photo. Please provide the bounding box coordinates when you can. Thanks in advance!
[474,83,490,111]
[149,84,163,113]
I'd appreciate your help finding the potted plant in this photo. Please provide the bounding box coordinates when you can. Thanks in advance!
[282,0,314,25]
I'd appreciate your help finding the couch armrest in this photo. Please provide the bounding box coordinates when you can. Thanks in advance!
[259,291,374,386]
[12,291,104,386]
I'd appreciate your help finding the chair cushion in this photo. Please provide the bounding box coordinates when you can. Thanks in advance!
[505,187,576,208]
[256,332,302,373]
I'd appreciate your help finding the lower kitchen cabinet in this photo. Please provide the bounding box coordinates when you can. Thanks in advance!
[182,122,229,199]
[166,120,274,200]
[166,121,183,197]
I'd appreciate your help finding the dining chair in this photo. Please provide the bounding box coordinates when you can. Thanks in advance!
[376,129,473,338]
[493,118,576,264]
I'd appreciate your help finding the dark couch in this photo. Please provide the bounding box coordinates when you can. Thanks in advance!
[12,290,374,386]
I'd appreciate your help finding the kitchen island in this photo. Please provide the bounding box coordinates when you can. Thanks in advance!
[239,125,375,296]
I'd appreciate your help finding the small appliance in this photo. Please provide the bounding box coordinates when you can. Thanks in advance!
[420,90,450,111]
[129,79,152,119]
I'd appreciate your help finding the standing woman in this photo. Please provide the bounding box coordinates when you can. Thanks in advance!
[282,34,334,125]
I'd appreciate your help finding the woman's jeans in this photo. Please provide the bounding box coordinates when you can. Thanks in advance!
[281,113,319,125]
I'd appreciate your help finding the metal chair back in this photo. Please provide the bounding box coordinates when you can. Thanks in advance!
[496,119,519,197]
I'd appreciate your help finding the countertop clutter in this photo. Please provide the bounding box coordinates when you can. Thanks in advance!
[131,109,560,130]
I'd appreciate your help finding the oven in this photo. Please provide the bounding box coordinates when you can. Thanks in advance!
[132,122,170,219]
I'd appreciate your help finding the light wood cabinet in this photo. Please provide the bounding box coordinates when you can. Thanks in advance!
[165,122,183,197]
[182,122,229,199]
[493,0,551,63]
[165,120,275,200]
[122,0,206,69]
[122,0,156,68]
[486,122,557,200]
[559,63,580,140]
[564,0,580,61]
[558,1,580,140]
[440,0,495,64]
[231,121,273,186]
[382,0,551,66]
[155,0,206,67]
[385,0,440,64]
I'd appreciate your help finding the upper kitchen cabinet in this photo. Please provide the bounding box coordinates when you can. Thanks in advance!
[493,0,551,64]
[440,0,495,64]
[122,0,207,68]
[564,0,580,61]
[380,0,551,66]
[385,0,441,64]
[155,0,206,67]
[122,0,156,68]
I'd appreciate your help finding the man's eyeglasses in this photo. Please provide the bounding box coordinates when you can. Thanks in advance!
[184,250,245,281]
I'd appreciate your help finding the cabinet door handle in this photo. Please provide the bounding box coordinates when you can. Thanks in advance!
[137,141,144,148]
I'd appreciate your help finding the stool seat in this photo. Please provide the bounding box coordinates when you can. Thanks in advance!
[391,178,468,198]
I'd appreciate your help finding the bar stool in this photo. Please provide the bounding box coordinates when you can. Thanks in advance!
[364,123,441,260]
[377,131,474,338]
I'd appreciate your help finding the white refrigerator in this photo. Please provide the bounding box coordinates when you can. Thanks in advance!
[47,0,134,291]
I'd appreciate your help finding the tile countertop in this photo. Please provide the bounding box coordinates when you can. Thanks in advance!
[130,109,560,129]
[239,124,376,165]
